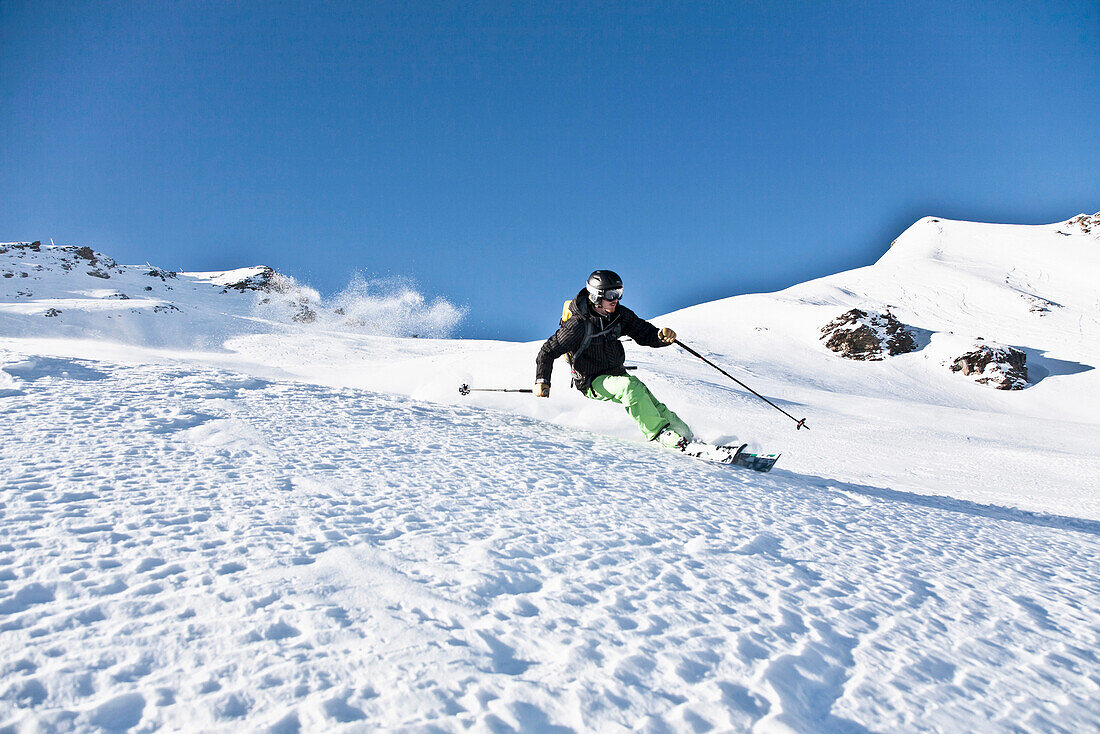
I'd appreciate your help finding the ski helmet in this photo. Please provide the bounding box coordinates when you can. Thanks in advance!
[586,270,624,304]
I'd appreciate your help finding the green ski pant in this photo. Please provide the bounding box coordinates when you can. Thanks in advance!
[587,374,693,446]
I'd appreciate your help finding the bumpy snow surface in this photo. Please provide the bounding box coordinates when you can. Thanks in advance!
[1,217,1099,732]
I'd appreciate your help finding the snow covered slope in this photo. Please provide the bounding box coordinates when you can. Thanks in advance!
[0,243,463,348]
[645,213,1100,517]
[661,213,1100,421]
[1,216,1098,732]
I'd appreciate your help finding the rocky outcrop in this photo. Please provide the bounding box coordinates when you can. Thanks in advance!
[820,309,918,360]
[146,267,178,281]
[222,267,278,293]
[0,241,42,253]
[64,246,121,276]
[948,343,1028,390]
[1065,212,1099,236]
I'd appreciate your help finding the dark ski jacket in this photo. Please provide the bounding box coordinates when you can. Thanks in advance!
[535,289,670,393]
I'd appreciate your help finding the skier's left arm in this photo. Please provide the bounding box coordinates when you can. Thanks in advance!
[621,309,676,348]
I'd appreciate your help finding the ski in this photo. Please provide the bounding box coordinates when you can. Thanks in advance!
[678,442,780,472]
[730,450,781,473]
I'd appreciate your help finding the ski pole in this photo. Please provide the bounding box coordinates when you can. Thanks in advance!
[673,340,810,430]
[458,384,533,396]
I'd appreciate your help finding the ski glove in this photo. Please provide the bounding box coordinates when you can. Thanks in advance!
[535,382,550,398]
[658,327,677,344]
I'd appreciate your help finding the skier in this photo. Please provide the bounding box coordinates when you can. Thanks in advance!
[534,270,695,452]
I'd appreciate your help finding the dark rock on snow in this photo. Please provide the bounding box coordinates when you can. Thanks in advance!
[146,267,178,281]
[820,308,918,360]
[949,343,1028,390]
[222,267,277,293]
[1066,212,1099,236]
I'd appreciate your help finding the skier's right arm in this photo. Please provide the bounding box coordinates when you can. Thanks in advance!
[534,319,585,391]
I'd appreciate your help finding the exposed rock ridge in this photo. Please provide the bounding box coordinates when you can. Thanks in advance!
[949,342,1028,390]
[820,308,918,361]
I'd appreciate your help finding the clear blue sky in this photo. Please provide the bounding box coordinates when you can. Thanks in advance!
[2,1,1097,340]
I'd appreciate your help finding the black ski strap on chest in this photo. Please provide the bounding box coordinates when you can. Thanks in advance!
[569,318,619,386]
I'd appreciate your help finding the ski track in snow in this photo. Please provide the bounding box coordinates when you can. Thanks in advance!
[1,358,1098,732]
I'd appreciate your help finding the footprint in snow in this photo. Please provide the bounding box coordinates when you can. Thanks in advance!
[263,620,300,640]
[2,677,48,708]
[0,581,55,614]
[323,695,367,723]
[82,692,146,732]
[146,412,217,433]
[476,631,533,675]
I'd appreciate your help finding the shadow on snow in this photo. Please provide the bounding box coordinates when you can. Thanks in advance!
[785,470,1100,538]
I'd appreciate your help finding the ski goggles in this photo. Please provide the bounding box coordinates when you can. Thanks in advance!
[598,288,623,302]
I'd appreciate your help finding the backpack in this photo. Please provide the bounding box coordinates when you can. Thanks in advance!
[560,299,597,366]
[559,298,621,388]
[560,299,574,326]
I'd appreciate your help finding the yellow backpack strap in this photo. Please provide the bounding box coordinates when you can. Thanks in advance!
[561,299,580,365]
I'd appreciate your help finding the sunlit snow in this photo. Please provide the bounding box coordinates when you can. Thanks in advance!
[1,217,1097,731]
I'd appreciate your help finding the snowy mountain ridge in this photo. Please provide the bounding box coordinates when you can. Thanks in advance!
[1,216,1098,732]
[2,214,1099,510]
[4,212,1098,382]
[0,242,464,346]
